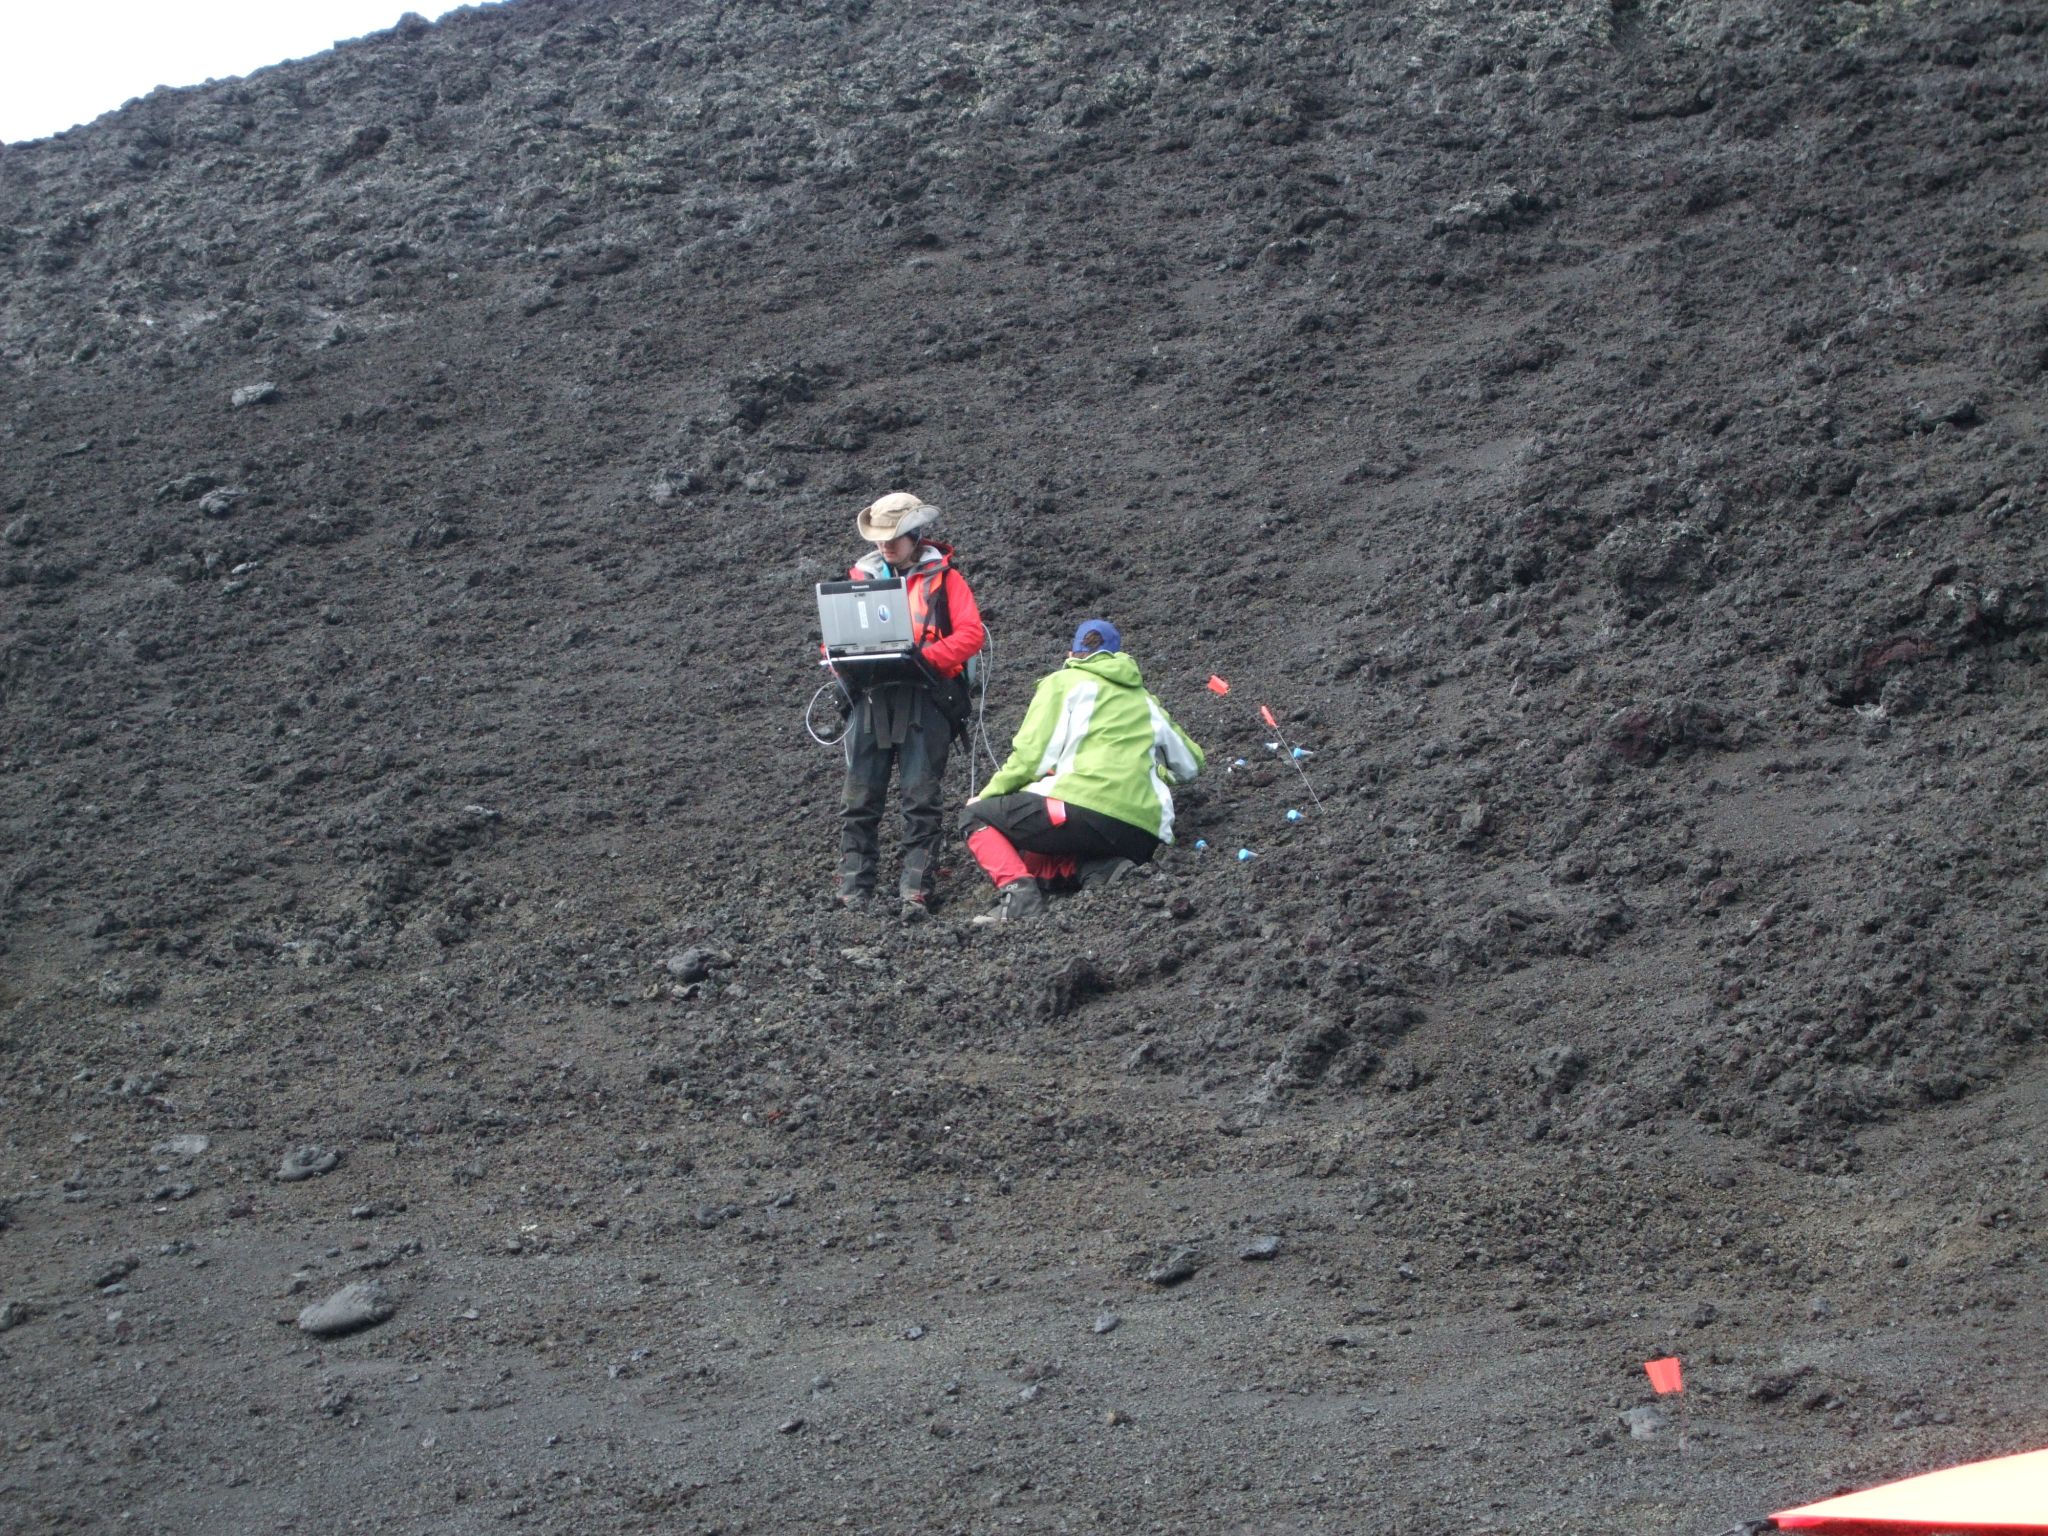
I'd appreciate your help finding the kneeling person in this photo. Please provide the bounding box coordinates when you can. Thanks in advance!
[960,620,1205,925]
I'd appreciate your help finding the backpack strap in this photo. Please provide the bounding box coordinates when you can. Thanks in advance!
[923,560,953,640]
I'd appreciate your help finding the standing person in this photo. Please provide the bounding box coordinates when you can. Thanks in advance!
[959,620,1204,926]
[831,491,985,920]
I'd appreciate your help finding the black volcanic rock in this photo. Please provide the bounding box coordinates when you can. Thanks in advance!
[1,3,2043,1531]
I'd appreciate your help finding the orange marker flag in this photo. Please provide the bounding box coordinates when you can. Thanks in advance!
[1207,675,1231,695]
[1772,1445,2048,1532]
[1644,1357,1684,1395]
[1259,704,1278,729]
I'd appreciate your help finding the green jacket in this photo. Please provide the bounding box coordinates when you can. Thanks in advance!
[981,651,1206,842]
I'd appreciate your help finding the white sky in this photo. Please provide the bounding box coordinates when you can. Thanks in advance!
[1,3,472,145]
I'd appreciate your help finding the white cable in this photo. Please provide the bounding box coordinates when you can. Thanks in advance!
[974,624,1001,783]
[805,682,849,748]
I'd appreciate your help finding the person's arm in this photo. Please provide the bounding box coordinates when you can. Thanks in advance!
[1150,696,1206,784]
[919,570,985,678]
[979,672,1066,798]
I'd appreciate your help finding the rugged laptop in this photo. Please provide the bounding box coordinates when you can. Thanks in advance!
[816,577,914,661]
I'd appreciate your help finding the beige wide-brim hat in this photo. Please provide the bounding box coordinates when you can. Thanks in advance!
[856,491,938,543]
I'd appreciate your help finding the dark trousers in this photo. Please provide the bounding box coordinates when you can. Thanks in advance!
[839,693,952,900]
[958,793,1158,868]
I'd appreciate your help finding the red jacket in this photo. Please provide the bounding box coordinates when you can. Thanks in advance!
[847,541,984,679]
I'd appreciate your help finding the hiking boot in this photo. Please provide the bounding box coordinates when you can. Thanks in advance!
[1078,857,1139,891]
[898,891,931,924]
[971,880,1043,926]
[833,887,872,911]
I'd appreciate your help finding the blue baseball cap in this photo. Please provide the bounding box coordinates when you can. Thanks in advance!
[1070,619,1122,655]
